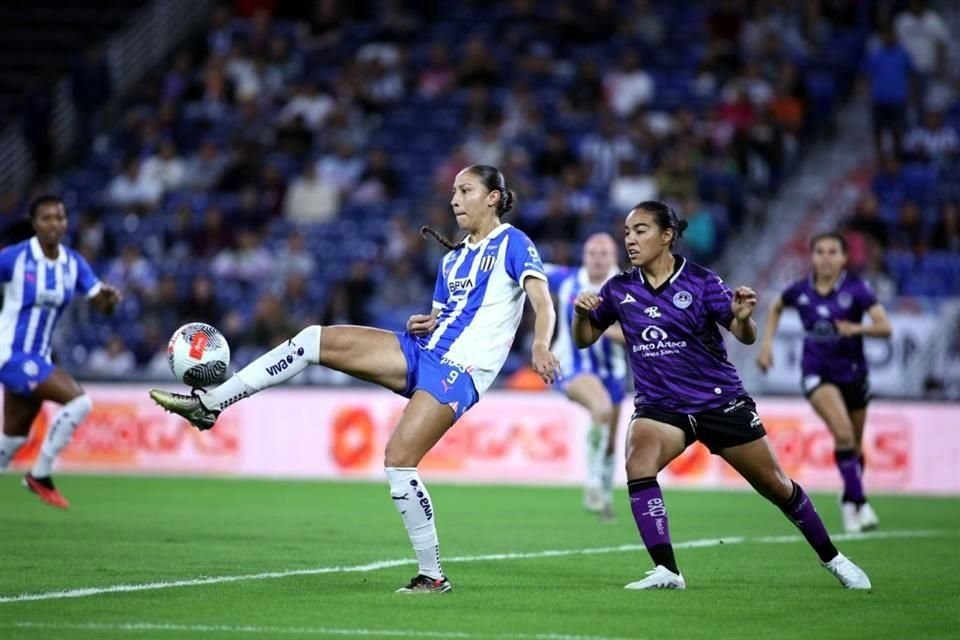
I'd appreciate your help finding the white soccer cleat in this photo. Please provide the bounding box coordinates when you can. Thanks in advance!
[584,486,605,513]
[624,565,686,590]
[858,502,879,531]
[822,553,872,590]
[841,501,862,533]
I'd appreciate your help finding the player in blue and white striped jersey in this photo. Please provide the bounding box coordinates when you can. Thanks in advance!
[547,233,626,519]
[150,165,560,594]
[0,196,121,508]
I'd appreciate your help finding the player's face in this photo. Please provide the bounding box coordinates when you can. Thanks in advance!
[811,238,846,279]
[451,170,498,232]
[32,202,68,246]
[583,235,617,280]
[624,208,671,267]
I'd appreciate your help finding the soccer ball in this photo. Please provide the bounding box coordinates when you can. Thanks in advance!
[167,322,231,388]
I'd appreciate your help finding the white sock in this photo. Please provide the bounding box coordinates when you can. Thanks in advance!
[586,423,608,491]
[600,452,615,503]
[0,434,28,470]
[31,394,93,477]
[202,326,322,412]
[386,467,443,580]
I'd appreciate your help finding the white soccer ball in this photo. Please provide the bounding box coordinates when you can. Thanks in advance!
[167,322,231,388]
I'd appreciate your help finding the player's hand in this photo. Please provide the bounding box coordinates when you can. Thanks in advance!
[731,286,757,321]
[406,313,437,336]
[96,285,122,315]
[574,292,602,317]
[835,320,861,337]
[531,343,561,385]
[756,345,773,373]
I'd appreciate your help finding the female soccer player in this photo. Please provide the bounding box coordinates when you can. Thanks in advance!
[0,195,121,508]
[572,201,871,590]
[756,233,891,533]
[547,233,626,519]
[150,165,560,593]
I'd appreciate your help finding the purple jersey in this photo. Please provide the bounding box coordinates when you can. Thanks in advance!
[780,272,878,383]
[588,256,746,413]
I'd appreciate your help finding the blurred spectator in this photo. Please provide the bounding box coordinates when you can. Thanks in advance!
[456,36,499,88]
[625,0,665,46]
[140,140,186,194]
[260,165,288,217]
[605,50,654,118]
[106,245,158,299]
[322,262,374,325]
[562,60,605,117]
[178,275,222,325]
[580,114,634,187]
[380,258,428,308]
[680,196,717,263]
[70,45,112,152]
[217,141,263,192]
[846,192,889,248]
[265,37,303,92]
[534,132,577,178]
[893,200,925,253]
[88,335,136,376]
[205,5,235,57]
[211,229,275,285]
[656,151,698,202]
[284,165,339,223]
[871,154,906,203]
[863,24,911,158]
[162,50,193,103]
[281,273,317,323]
[531,193,580,245]
[903,110,959,164]
[277,82,336,131]
[275,230,317,279]
[463,124,505,167]
[610,159,656,211]
[418,44,456,98]
[235,186,269,232]
[930,202,960,253]
[235,98,276,148]
[861,242,898,304]
[894,0,950,117]
[142,275,182,331]
[183,141,228,191]
[317,142,365,194]
[244,293,297,349]
[192,206,235,259]
[106,158,163,210]
[352,149,399,204]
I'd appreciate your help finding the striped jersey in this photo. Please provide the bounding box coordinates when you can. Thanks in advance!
[427,224,547,394]
[547,264,626,383]
[0,237,102,365]
[588,256,747,413]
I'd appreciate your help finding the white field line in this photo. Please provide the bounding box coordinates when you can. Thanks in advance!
[6,621,638,640]
[0,530,944,605]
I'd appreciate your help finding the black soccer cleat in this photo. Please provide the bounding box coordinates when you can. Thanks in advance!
[395,574,452,594]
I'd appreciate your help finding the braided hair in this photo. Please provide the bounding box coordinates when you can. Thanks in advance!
[421,164,516,250]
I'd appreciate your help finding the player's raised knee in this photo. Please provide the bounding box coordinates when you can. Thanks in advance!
[590,401,615,427]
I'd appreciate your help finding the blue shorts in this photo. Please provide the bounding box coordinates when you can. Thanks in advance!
[394,332,479,421]
[0,352,55,396]
[557,369,627,405]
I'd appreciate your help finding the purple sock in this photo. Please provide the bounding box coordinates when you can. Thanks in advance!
[836,448,865,504]
[628,477,679,574]
[779,481,838,563]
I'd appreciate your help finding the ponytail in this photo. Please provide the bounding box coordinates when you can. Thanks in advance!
[420,225,462,251]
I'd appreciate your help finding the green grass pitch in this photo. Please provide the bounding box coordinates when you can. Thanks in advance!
[0,475,958,640]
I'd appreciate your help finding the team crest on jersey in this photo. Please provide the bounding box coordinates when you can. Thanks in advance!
[644,306,661,318]
[837,292,853,309]
[672,291,692,309]
[479,254,496,271]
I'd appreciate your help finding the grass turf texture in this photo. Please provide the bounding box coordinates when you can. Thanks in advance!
[0,475,957,640]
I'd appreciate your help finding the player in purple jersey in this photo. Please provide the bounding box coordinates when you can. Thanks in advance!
[0,196,121,508]
[757,232,892,534]
[572,201,871,590]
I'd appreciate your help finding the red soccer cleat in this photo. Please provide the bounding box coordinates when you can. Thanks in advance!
[22,473,70,509]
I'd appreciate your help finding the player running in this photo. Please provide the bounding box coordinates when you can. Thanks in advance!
[149,165,560,594]
[547,233,626,519]
[573,201,871,590]
[0,196,121,508]
[756,232,892,533]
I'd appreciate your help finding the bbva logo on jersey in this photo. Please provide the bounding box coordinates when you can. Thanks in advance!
[448,277,474,295]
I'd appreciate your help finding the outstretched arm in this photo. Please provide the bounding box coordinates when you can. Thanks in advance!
[524,277,561,384]
[756,295,784,372]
